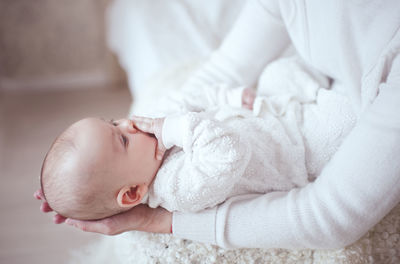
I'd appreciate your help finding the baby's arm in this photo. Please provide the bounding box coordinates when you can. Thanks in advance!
[163,112,251,212]
[133,112,251,212]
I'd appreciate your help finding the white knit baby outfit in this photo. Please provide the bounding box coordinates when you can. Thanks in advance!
[143,57,355,212]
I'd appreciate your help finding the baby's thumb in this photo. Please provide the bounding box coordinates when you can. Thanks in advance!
[155,146,166,161]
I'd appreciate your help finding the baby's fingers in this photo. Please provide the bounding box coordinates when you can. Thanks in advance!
[155,146,166,161]
[131,116,155,133]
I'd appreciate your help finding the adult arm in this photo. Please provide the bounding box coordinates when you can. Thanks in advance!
[173,55,400,249]
[181,0,290,94]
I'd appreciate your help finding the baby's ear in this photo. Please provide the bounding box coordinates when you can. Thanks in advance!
[116,185,148,208]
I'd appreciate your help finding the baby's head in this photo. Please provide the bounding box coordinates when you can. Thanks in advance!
[40,117,162,220]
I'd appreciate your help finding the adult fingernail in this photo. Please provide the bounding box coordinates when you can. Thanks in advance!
[53,215,60,224]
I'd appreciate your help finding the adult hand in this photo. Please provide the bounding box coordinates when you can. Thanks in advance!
[34,189,66,224]
[131,116,166,160]
[65,204,172,235]
[242,87,256,110]
[35,188,172,235]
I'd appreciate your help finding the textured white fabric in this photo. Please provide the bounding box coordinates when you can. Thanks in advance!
[148,56,356,213]
[254,57,357,179]
[149,108,308,212]
[172,0,400,249]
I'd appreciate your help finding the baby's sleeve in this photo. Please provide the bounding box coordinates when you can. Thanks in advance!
[162,111,251,212]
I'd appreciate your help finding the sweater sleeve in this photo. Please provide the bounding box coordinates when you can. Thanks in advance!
[162,111,251,212]
[173,55,400,249]
[181,0,290,94]
[178,84,245,113]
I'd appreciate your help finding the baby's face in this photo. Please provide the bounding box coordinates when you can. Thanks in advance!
[73,117,162,189]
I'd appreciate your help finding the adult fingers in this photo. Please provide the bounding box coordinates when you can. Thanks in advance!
[34,189,44,200]
[40,201,53,213]
[53,214,67,224]
[65,218,118,235]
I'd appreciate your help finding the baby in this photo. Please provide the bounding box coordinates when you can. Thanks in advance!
[40,84,311,221]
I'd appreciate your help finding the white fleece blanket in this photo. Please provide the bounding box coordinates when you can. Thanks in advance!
[69,58,400,264]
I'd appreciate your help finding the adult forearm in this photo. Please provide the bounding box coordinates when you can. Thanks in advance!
[173,68,400,249]
[183,0,289,92]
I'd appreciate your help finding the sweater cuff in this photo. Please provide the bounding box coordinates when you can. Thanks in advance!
[172,207,217,245]
[226,87,245,108]
[162,115,186,149]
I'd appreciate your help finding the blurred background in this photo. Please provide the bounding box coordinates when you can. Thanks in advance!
[0,1,131,263]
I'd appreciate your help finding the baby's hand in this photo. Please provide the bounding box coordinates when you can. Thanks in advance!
[242,87,256,110]
[131,116,166,160]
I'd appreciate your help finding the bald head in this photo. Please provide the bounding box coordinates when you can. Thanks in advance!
[40,118,123,220]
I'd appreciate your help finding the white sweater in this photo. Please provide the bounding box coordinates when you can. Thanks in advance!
[172,0,400,249]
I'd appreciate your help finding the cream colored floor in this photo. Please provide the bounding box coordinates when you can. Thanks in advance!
[0,86,132,264]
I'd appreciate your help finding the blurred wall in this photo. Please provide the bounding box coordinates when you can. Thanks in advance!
[0,0,126,91]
